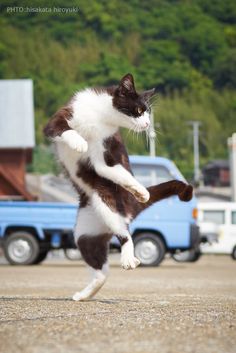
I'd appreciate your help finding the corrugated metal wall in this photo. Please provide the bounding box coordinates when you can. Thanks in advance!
[0,79,35,148]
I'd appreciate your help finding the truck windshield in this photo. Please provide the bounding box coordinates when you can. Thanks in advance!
[131,164,173,187]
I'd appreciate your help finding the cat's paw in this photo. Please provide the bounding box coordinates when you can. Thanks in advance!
[71,139,88,153]
[72,292,89,301]
[121,241,141,270]
[61,130,88,153]
[125,184,150,203]
[121,255,140,270]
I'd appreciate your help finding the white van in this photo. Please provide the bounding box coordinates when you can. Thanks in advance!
[198,202,236,259]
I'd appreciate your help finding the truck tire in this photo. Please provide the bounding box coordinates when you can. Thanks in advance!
[134,233,165,267]
[3,231,40,265]
[33,250,49,264]
[172,249,201,263]
[231,246,236,260]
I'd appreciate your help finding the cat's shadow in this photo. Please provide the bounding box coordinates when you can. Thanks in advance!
[0,296,138,304]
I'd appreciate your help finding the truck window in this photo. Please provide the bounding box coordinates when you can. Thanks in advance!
[232,211,236,225]
[131,164,173,187]
[203,210,225,225]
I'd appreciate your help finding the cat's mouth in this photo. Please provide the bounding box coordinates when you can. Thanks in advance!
[131,114,150,132]
[132,121,150,132]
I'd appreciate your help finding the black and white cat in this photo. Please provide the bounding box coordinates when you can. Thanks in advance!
[44,73,193,301]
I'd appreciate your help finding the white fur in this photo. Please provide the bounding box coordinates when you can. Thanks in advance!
[121,236,140,270]
[90,193,130,236]
[70,90,118,139]
[73,263,109,301]
[74,204,108,239]
[74,193,130,241]
[60,130,88,152]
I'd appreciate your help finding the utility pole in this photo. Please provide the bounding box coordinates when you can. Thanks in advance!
[149,110,156,157]
[228,133,236,202]
[187,121,201,184]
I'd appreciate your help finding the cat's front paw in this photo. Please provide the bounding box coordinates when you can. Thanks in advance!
[61,130,88,153]
[71,138,88,153]
[125,184,150,203]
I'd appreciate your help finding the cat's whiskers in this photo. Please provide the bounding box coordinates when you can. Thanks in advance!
[126,127,133,140]
[135,125,141,140]
[150,93,159,104]
[145,129,149,148]
[131,127,136,141]
[134,126,139,141]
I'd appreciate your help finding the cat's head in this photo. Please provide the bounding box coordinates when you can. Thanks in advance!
[112,73,156,132]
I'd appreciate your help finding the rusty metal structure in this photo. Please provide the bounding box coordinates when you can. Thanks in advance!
[0,79,35,200]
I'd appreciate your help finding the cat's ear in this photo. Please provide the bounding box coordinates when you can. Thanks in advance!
[118,73,136,95]
[142,88,156,102]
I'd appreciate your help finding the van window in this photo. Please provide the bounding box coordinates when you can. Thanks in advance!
[203,210,225,225]
[131,164,173,187]
[232,211,236,225]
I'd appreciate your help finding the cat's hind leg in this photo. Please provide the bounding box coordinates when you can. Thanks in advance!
[72,261,109,301]
[73,232,111,301]
[90,193,140,271]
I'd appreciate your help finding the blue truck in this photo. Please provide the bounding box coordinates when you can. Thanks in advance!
[0,156,199,266]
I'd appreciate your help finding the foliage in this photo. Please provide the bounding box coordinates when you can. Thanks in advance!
[124,89,236,180]
[27,145,59,175]
[0,0,235,178]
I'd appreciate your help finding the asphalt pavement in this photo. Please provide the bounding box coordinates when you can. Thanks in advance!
[0,255,235,353]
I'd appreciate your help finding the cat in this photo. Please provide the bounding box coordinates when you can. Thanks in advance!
[44,73,193,301]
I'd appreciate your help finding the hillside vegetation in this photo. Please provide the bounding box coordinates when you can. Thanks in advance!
[0,0,236,178]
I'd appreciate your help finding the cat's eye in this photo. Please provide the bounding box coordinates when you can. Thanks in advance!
[137,107,143,115]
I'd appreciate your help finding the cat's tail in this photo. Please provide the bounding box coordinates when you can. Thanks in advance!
[133,180,193,219]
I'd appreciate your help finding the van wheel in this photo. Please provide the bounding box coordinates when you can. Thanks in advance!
[231,247,236,260]
[4,232,40,265]
[134,233,165,266]
[172,249,201,262]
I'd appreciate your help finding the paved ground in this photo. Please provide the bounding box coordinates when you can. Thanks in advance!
[0,255,235,353]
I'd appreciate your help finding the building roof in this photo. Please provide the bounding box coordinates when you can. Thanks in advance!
[0,79,35,148]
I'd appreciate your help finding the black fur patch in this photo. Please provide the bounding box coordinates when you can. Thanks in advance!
[77,234,111,269]
[44,106,73,137]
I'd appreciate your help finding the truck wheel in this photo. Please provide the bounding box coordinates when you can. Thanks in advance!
[4,232,40,265]
[231,246,236,260]
[134,233,165,266]
[33,250,48,264]
[172,249,201,262]
[64,249,82,261]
